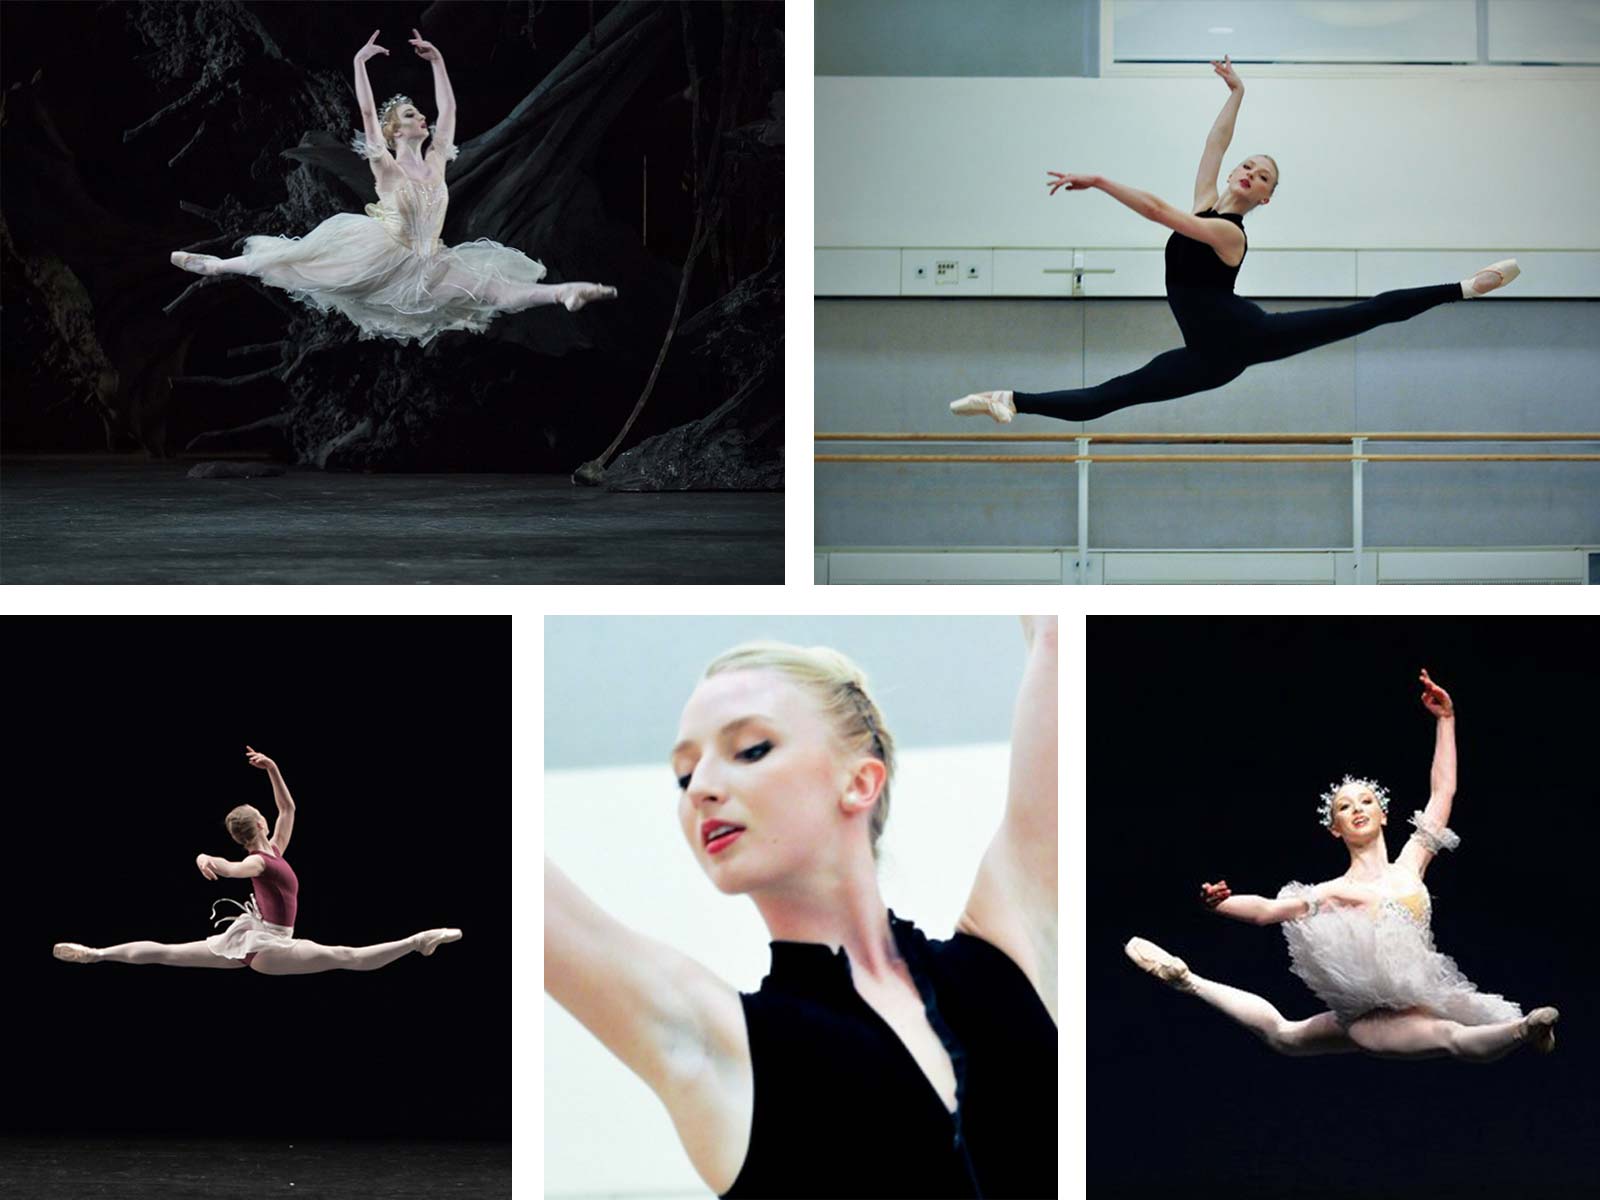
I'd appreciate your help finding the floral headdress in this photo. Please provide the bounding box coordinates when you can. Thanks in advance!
[1318,775,1390,828]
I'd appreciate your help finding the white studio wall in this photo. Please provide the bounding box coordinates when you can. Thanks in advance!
[816,75,1600,254]
[544,744,1013,1198]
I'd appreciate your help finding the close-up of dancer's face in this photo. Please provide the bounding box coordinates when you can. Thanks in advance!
[671,669,882,895]
[1328,784,1384,840]
[1226,156,1275,204]
[390,104,429,144]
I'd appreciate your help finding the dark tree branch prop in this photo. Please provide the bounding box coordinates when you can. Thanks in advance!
[573,0,741,486]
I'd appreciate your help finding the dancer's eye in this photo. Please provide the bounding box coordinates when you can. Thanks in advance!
[676,772,692,790]
[736,741,773,763]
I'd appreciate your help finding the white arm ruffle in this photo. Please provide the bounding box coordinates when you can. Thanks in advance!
[350,131,390,160]
[432,138,460,161]
[1407,809,1460,853]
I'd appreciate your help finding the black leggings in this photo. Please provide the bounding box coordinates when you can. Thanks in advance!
[1012,283,1462,422]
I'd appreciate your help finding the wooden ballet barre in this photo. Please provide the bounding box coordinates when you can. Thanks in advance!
[815,432,1600,444]
[814,453,1600,464]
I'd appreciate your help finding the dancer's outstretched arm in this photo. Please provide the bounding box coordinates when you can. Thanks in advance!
[1398,669,1456,877]
[195,852,264,880]
[1044,170,1243,262]
[246,745,296,853]
[354,30,390,148]
[1200,880,1314,925]
[954,617,1058,1021]
[409,29,456,149]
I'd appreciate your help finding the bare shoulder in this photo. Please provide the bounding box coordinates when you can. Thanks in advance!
[239,854,267,877]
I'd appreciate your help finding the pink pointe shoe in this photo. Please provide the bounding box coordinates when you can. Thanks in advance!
[53,942,99,963]
[1462,258,1520,298]
[418,928,462,956]
[1522,1006,1559,1054]
[950,390,1016,424]
[560,284,618,313]
[171,251,221,276]
[1124,936,1196,993]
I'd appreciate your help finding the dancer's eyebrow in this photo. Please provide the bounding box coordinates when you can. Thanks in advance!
[670,715,772,761]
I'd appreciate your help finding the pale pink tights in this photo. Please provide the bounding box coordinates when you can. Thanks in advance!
[1186,972,1532,1062]
[94,935,423,975]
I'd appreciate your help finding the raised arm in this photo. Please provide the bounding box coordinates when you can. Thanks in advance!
[954,617,1058,1021]
[354,30,390,147]
[1398,669,1456,876]
[246,745,296,853]
[408,29,456,149]
[1192,55,1244,210]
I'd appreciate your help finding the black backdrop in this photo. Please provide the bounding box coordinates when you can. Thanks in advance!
[5,617,508,1140]
[1089,617,1599,1200]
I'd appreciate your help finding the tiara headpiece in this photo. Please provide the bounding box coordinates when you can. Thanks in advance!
[1318,775,1390,828]
[378,93,415,125]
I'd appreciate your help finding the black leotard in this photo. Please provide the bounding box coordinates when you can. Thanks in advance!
[1011,208,1461,422]
[720,909,1057,1199]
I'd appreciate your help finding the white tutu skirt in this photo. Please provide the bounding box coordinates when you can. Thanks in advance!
[206,898,295,961]
[1277,882,1522,1028]
[241,214,548,348]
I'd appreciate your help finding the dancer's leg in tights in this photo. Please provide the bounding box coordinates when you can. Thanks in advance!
[248,935,427,975]
[1010,283,1460,423]
[1013,347,1245,423]
[1345,1008,1546,1063]
[1246,284,1462,364]
[91,940,247,968]
[1183,970,1357,1057]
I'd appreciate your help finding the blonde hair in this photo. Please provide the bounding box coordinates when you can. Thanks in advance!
[703,641,896,863]
[1260,153,1280,195]
[225,805,261,847]
[380,100,421,152]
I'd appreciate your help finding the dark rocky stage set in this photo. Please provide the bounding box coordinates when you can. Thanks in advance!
[1,0,783,584]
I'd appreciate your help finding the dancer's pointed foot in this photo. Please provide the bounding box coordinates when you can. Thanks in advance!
[418,928,462,957]
[53,942,100,963]
[1461,258,1519,298]
[560,283,618,312]
[171,251,222,277]
[950,389,1016,423]
[1124,936,1196,993]
[1521,1006,1559,1054]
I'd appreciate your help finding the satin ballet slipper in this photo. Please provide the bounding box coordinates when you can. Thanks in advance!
[561,284,618,312]
[418,928,462,956]
[1522,1006,1559,1054]
[949,390,1016,423]
[1124,936,1196,993]
[1461,258,1519,298]
[171,251,221,276]
[53,943,99,963]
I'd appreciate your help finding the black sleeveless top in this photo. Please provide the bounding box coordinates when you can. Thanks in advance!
[1164,207,1247,293]
[721,909,1058,1200]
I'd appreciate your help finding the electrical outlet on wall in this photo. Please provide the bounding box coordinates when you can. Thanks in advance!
[935,260,959,285]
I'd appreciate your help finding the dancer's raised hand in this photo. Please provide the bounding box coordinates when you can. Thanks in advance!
[355,30,390,64]
[409,29,442,62]
[244,745,277,771]
[1211,53,1243,92]
[1200,880,1231,908]
[1418,668,1454,719]
[196,854,218,881]
[1047,171,1097,196]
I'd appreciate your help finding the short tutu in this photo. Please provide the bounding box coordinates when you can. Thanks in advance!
[206,897,295,961]
[1277,882,1521,1028]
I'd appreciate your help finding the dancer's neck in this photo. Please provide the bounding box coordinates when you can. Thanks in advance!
[1342,835,1390,880]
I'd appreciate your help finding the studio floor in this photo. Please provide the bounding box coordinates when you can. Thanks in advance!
[0,461,783,584]
[1,1138,510,1199]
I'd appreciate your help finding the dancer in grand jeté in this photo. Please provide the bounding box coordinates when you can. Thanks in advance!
[1126,669,1557,1062]
[54,746,460,974]
[171,29,617,348]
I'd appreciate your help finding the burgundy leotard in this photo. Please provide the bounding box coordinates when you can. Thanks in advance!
[250,849,299,927]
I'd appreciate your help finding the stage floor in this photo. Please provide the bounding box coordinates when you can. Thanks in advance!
[1,1138,511,1199]
[0,461,783,584]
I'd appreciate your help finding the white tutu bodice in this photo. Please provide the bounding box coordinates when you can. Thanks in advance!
[237,132,547,347]
[1277,815,1520,1027]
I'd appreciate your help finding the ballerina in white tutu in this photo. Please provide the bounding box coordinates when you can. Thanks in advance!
[170,29,617,348]
[1125,669,1559,1062]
